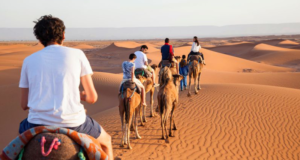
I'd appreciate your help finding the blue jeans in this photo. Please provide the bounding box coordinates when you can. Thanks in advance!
[180,76,187,90]
[19,116,101,138]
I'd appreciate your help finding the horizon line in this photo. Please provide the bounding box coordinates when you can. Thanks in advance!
[1,22,300,29]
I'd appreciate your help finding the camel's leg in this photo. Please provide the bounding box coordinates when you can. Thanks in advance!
[194,74,198,94]
[161,109,165,140]
[139,103,144,126]
[172,113,177,130]
[170,102,177,137]
[127,112,133,149]
[172,103,177,130]
[120,112,125,147]
[143,104,147,123]
[169,109,173,137]
[164,108,170,143]
[198,73,201,90]
[124,123,128,145]
[188,74,192,97]
[134,108,141,139]
[150,88,155,117]
[119,101,126,147]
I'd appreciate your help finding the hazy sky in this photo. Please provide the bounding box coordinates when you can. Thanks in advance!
[0,0,299,28]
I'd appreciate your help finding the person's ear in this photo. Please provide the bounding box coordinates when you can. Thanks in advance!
[63,32,65,40]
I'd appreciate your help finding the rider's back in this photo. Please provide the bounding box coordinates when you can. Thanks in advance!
[161,44,172,61]
[19,45,92,127]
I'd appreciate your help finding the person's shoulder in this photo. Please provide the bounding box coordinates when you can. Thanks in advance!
[134,50,141,54]
[23,48,45,63]
[61,46,84,53]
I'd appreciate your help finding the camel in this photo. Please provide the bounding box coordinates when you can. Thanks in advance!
[22,133,82,160]
[188,56,204,97]
[135,64,158,122]
[118,75,146,149]
[157,67,183,143]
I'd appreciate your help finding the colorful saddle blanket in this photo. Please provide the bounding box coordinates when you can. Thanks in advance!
[0,126,108,160]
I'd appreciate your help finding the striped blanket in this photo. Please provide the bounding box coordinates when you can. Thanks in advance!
[0,126,108,160]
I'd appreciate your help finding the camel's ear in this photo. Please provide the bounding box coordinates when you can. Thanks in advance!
[151,64,158,70]
[173,75,183,82]
[175,56,181,61]
[179,75,183,81]
[142,76,147,81]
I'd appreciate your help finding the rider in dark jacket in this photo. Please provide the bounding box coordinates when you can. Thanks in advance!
[161,38,179,74]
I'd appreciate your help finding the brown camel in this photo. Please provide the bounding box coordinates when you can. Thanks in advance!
[118,76,146,149]
[22,133,82,160]
[136,64,158,123]
[157,67,183,143]
[188,56,204,97]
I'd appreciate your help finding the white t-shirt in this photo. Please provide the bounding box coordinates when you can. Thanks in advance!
[134,51,148,69]
[191,42,201,52]
[19,45,93,127]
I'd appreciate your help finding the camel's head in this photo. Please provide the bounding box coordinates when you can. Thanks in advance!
[150,64,158,71]
[159,67,173,86]
[173,75,183,87]
[175,56,181,62]
[136,74,147,83]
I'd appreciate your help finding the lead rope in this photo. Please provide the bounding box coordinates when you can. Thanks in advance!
[17,148,24,160]
[40,136,61,156]
[78,147,86,160]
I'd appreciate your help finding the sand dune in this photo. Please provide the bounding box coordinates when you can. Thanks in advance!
[84,72,123,115]
[207,42,257,57]
[201,69,300,89]
[174,46,292,72]
[208,42,300,69]
[114,41,159,53]
[0,43,43,70]
[85,43,139,73]
[95,83,300,160]
[259,39,283,46]
[114,41,142,48]
[72,44,95,49]
[1,39,300,159]
[278,40,299,45]
[248,44,300,67]
[0,44,30,54]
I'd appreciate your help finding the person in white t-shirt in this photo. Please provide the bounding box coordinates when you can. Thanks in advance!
[188,36,206,65]
[18,15,113,159]
[134,45,158,87]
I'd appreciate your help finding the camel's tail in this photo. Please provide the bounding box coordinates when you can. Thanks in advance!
[189,61,197,79]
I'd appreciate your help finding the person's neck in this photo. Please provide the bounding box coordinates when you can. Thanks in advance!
[45,42,62,47]
[129,60,135,63]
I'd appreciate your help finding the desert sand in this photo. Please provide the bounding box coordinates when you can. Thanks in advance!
[0,37,299,159]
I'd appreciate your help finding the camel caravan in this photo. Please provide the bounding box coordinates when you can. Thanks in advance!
[0,15,205,159]
[118,37,205,149]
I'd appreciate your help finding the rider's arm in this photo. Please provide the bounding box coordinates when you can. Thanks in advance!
[143,54,148,66]
[80,74,98,104]
[20,88,29,110]
[131,65,135,82]
[170,45,174,57]
[191,42,194,51]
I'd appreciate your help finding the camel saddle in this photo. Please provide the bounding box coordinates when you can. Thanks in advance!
[135,68,151,78]
[189,55,203,63]
[160,60,176,68]
[120,80,141,94]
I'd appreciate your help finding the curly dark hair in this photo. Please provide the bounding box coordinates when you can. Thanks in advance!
[33,15,65,47]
